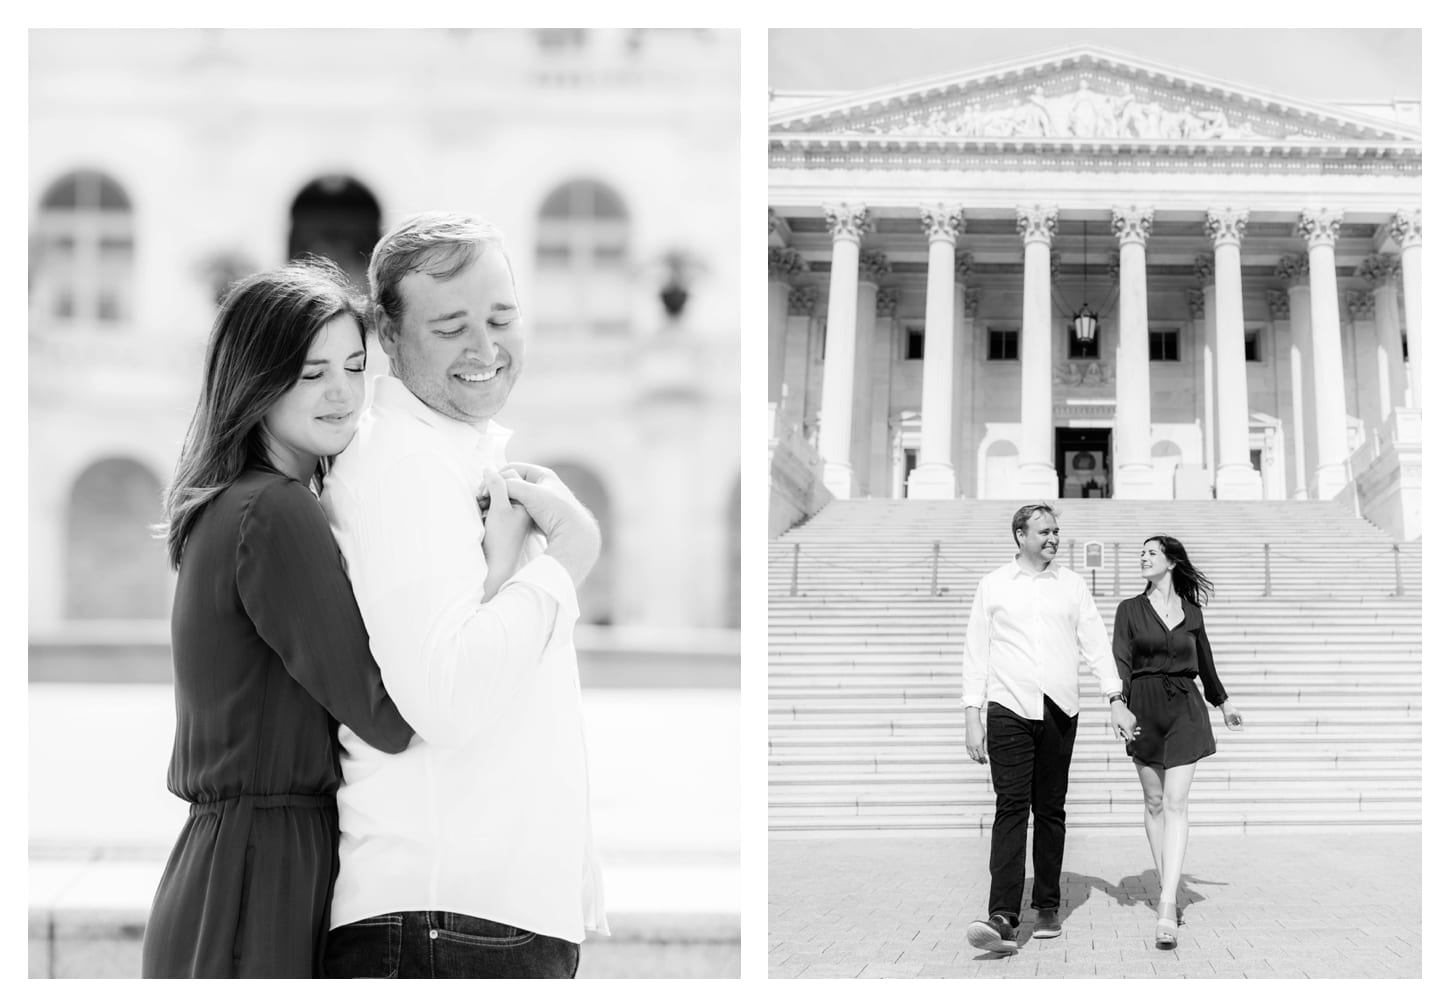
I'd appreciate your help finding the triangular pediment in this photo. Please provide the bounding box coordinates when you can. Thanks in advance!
[770,46,1418,146]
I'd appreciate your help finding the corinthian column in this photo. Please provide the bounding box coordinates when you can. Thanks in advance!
[768,247,806,405]
[1358,253,1407,418]
[1390,209,1421,408]
[1205,209,1261,499]
[819,203,872,498]
[1112,206,1155,498]
[1276,254,1314,499]
[781,284,817,433]
[1298,208,1348,498]
[910,203,965,498]
[1016,205,1059,498]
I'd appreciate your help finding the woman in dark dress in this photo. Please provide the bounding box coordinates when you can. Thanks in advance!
[141,260,414,978]
[1112,535,1243,951]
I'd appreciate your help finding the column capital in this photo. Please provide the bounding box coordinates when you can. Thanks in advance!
[859,251,892,285]
[1204,208,1249,248]
[786,284,819,316]
[1297,208,1344,249]
[876,286,900,318]
[1345,289,1376,321]
[920,203,965,243]
[1356,253,1402,289]
[768,209,792,245]
[823,203,873,243]
[1390,208,1422,250]
[1185,287,1205,320]
[1016,204,1058,245]
[768,246,807,282]
[1266,288,1291,321]
[1111,205,1155,246]
[1275,253,1311,287]
[962,288,980,317]
[954,251,975,282]
[1193,253,1216,284]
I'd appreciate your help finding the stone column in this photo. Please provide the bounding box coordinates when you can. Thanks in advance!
[781,284,817,433]
[768,247,806,405]
[1266,288,1298,496]
[852,252,891,492]
[909,203,965,498]
[868,285,899,496]
[1390,209,1421,408]
[1276,254,1314,499]
[818,204,871,498]
[1358,253,1408,418]
[1205,209,1261,499]
[1298,209,1349,499]
[955,277,979,495]
[1112,206,1155,497]
[1190,263,1215,479]
[1016,205,1059,498]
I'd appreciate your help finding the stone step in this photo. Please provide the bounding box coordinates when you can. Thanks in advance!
[767,809,1422,832]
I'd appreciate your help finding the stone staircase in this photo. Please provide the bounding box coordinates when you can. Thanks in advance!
[768,500,1421,833]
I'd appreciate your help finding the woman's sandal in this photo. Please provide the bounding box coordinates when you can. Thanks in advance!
[1154,904,1178,950]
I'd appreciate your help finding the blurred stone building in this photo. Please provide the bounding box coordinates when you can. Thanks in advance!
[29,28,741,657]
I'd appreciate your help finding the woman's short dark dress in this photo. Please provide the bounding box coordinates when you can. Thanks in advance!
[1111,594,1228,769]
[141,468,413,978]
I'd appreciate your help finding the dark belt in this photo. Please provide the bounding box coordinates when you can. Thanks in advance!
[1130,672,1196,700]
[188,792,334,816]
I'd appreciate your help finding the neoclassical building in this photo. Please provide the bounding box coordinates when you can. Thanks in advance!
[768,47,1420,536]
[30,29,742,644]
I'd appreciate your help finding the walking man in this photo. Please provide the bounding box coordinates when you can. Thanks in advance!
[963,503,1137,953]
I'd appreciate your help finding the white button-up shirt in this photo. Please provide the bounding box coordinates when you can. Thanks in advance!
[320,375,606,943]
[961,558,1119,719]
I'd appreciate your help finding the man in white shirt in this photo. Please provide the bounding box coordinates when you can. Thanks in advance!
[962,503,1137,954]
[319,212,607,979]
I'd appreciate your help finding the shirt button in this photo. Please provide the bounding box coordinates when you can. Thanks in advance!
[429,929,439,940]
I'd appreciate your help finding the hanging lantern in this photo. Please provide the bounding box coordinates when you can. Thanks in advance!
[1073,304,1098,343]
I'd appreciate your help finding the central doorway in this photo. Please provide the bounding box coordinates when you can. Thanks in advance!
[1055,427,1112,499]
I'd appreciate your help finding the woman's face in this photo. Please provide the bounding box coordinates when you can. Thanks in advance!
[1140,539,1175,582]
[262,313,366,480]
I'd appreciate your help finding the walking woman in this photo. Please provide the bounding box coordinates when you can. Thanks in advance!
[1112,535,1243,951]
[142,260,414,977]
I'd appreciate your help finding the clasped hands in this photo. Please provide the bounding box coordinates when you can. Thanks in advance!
[963,700,1141,765]
[477,462,601,598]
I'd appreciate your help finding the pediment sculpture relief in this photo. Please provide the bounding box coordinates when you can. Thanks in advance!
[1054,359,1115,389]
[857,82,1316,141]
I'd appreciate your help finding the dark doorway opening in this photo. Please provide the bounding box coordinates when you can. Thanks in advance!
[1056,427,1112,499]
[289,176,381,290]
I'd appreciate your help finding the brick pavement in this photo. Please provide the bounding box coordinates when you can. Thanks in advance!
[769,831,1420,978]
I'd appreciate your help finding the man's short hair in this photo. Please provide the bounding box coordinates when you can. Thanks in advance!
[1010,502,1059,547]
[368,212,512,326]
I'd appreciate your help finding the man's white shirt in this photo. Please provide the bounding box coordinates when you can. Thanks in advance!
[320,375,607,943]
[961,559,1119,719]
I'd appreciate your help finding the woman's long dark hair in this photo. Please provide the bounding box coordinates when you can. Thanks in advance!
[1143,534,1214,608]
[161,257,366,570]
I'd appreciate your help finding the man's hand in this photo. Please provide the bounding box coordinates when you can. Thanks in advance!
[964,707,987,764]
[1109,701,1140,742]
[501,464,600,587]
[479,469,536,600]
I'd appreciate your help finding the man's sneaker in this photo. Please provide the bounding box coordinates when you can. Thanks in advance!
[1032,909,1062,939]
[966,913,1018,953]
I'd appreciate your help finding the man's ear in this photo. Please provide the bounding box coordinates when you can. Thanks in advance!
[373,305,397,353]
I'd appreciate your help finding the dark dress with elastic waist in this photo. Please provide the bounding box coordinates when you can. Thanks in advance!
[141,468,413,978]
[1111,593,1228,769]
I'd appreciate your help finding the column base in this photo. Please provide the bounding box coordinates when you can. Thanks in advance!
[1312,464,1349,501]
[1112,463,1163,500]
[1215,464,1263,500]
[823,460,857,500]
[907,463,958,499]
[1015,462,1059,501]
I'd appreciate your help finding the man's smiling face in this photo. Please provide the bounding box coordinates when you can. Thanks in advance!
[379,243,523,423]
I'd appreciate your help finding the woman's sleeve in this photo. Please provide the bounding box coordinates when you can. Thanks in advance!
[237,478,415,753]
[1111,599,1134,692]
[1192,605,1229,707]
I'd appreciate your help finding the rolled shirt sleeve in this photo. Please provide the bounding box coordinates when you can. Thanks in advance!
[961,575,991,708]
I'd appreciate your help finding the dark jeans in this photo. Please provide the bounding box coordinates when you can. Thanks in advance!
[985,697,1079,924]
[322,911,580,979]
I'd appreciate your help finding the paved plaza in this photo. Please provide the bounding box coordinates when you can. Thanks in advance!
[770,831,1420,978]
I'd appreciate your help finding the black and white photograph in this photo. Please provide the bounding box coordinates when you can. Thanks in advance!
[767,27,1422,979]
[28,28,740,979]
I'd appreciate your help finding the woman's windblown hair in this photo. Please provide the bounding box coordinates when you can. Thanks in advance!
[1143,534,1214,607]
[160,258,365,569]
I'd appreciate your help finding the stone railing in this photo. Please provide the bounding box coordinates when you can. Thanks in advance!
[768,403,831,538]
[1348,408,1421,541]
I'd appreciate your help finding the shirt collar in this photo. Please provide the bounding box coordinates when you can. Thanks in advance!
[1010,557,1061,579]
[369,374,513,470]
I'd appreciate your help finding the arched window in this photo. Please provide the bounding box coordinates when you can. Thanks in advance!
[33,169,135,325]
[65,458,168,619]
[545,462,613,625]
[288,175,381,292]
[534,179,632,338]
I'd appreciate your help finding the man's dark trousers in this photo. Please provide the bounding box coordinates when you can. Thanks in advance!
[985,696,1079,924]
[323,911,579,978]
